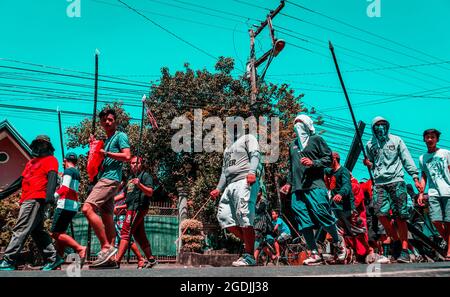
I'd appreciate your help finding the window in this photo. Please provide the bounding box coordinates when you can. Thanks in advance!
[0,152,9,164]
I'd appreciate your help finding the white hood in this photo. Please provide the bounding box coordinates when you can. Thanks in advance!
[294,114,315,150]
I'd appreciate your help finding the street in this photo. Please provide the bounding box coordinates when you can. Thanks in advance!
[1,261,449,277]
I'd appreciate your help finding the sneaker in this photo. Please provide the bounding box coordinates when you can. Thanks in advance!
[90,259,119,269]
[42,256,65,271]
[303,251,323,266]
[232,253,256,267]
[333,238,347,262]
[375,255,391,264]
[145,258,158,269]
[397,250,411,263]
[137,258,146,269]
[90,246,117,267]
[231,256,244,266]
[0,257,16,271]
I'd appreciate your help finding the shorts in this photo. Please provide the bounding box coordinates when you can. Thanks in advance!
[217,179,259,229]
[291,188,337,231]
[51,208,77,233]
[428,196,450,222]
[85,178,120,215]
[373,181,409,219]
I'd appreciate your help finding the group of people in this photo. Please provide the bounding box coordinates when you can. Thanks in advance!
[209,114,450,266]
[0,108,156,270]
[0,109,449,270]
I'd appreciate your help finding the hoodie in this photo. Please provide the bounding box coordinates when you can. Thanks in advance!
[366,116,419,185]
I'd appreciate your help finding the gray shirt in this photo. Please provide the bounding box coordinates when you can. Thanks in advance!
[217,134,260,191]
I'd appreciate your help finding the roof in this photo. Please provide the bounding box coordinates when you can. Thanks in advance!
[0,119,32,156]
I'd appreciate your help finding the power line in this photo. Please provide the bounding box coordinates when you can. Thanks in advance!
[285,0,450,73]
[116,0,218,60]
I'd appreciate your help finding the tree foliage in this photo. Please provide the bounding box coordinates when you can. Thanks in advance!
[64,57,315,226]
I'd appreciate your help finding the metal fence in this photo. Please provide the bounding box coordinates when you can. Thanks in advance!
[71,201,179,263]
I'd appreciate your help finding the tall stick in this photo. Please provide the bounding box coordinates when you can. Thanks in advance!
[87,49,100,261]
[137,95,146,156]
[57,108,75,240]
[329,41,375,185]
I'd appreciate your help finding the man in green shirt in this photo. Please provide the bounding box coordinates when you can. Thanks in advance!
[83,108,131,267]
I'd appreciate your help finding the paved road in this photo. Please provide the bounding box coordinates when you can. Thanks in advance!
[1,261,450,277]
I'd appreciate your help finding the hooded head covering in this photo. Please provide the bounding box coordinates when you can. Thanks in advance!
[29,134,55,157]
[371,116,390,143]
[294,114,315,150]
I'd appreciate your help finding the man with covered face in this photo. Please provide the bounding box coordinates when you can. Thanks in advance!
[281,115,347,265]
[0,135,62,271]
[363,116,421,263]
[210,119,261,267]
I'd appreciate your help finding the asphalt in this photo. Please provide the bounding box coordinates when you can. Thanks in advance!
[1,261,450,277]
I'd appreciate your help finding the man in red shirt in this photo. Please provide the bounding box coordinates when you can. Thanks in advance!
[0,135,62,271]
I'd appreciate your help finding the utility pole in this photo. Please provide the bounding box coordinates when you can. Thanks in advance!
[247,0,286,106]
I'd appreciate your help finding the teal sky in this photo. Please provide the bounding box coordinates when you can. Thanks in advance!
[1,0,449,183]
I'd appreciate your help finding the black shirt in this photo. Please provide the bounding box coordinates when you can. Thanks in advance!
[287,135,332,191]
[125,171,153,211]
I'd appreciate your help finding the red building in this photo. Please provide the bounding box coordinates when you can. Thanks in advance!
[0,120,32,190]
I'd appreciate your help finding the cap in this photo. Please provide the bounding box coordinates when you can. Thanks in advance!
[64,152,78,162]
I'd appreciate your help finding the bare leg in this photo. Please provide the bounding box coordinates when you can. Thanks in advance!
[82,203,110,252]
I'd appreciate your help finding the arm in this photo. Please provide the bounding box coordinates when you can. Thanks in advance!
[0,176,22,200]
[137,182,153,197]
[104,148,131,162]
[312,137,332,168]
[114,192,125,202]
[399,139,419,180]
[337,169,352,198]
[46,171,58,204]
[247,134,261,175]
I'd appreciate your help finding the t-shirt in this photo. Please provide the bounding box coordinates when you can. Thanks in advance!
[272,218,291,236]
[98,131,130,182]
[419,149,450,197]
[21,155,59,203]
[55,167,80,211]
[222,134,260,185]
[125,171,154,211]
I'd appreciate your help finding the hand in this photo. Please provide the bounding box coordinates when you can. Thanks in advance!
[414,179,424,193]
[130,178,140,185]
[363,158,373,168]
[333,194,343,203]
[210,189,220,200]
[301,157,314,167]
[247,173,256,185]
[280,184,291,195]
[417,193,427,207]
[99,149,108,157]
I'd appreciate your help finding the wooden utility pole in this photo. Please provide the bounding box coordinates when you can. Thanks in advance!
[247,0,285,106]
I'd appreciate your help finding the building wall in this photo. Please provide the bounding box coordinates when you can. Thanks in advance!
[0,136,29,189]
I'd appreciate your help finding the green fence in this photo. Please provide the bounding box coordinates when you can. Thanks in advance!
[71,213,179,262]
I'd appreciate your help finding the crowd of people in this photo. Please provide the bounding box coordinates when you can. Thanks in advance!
[0,108,449,270]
